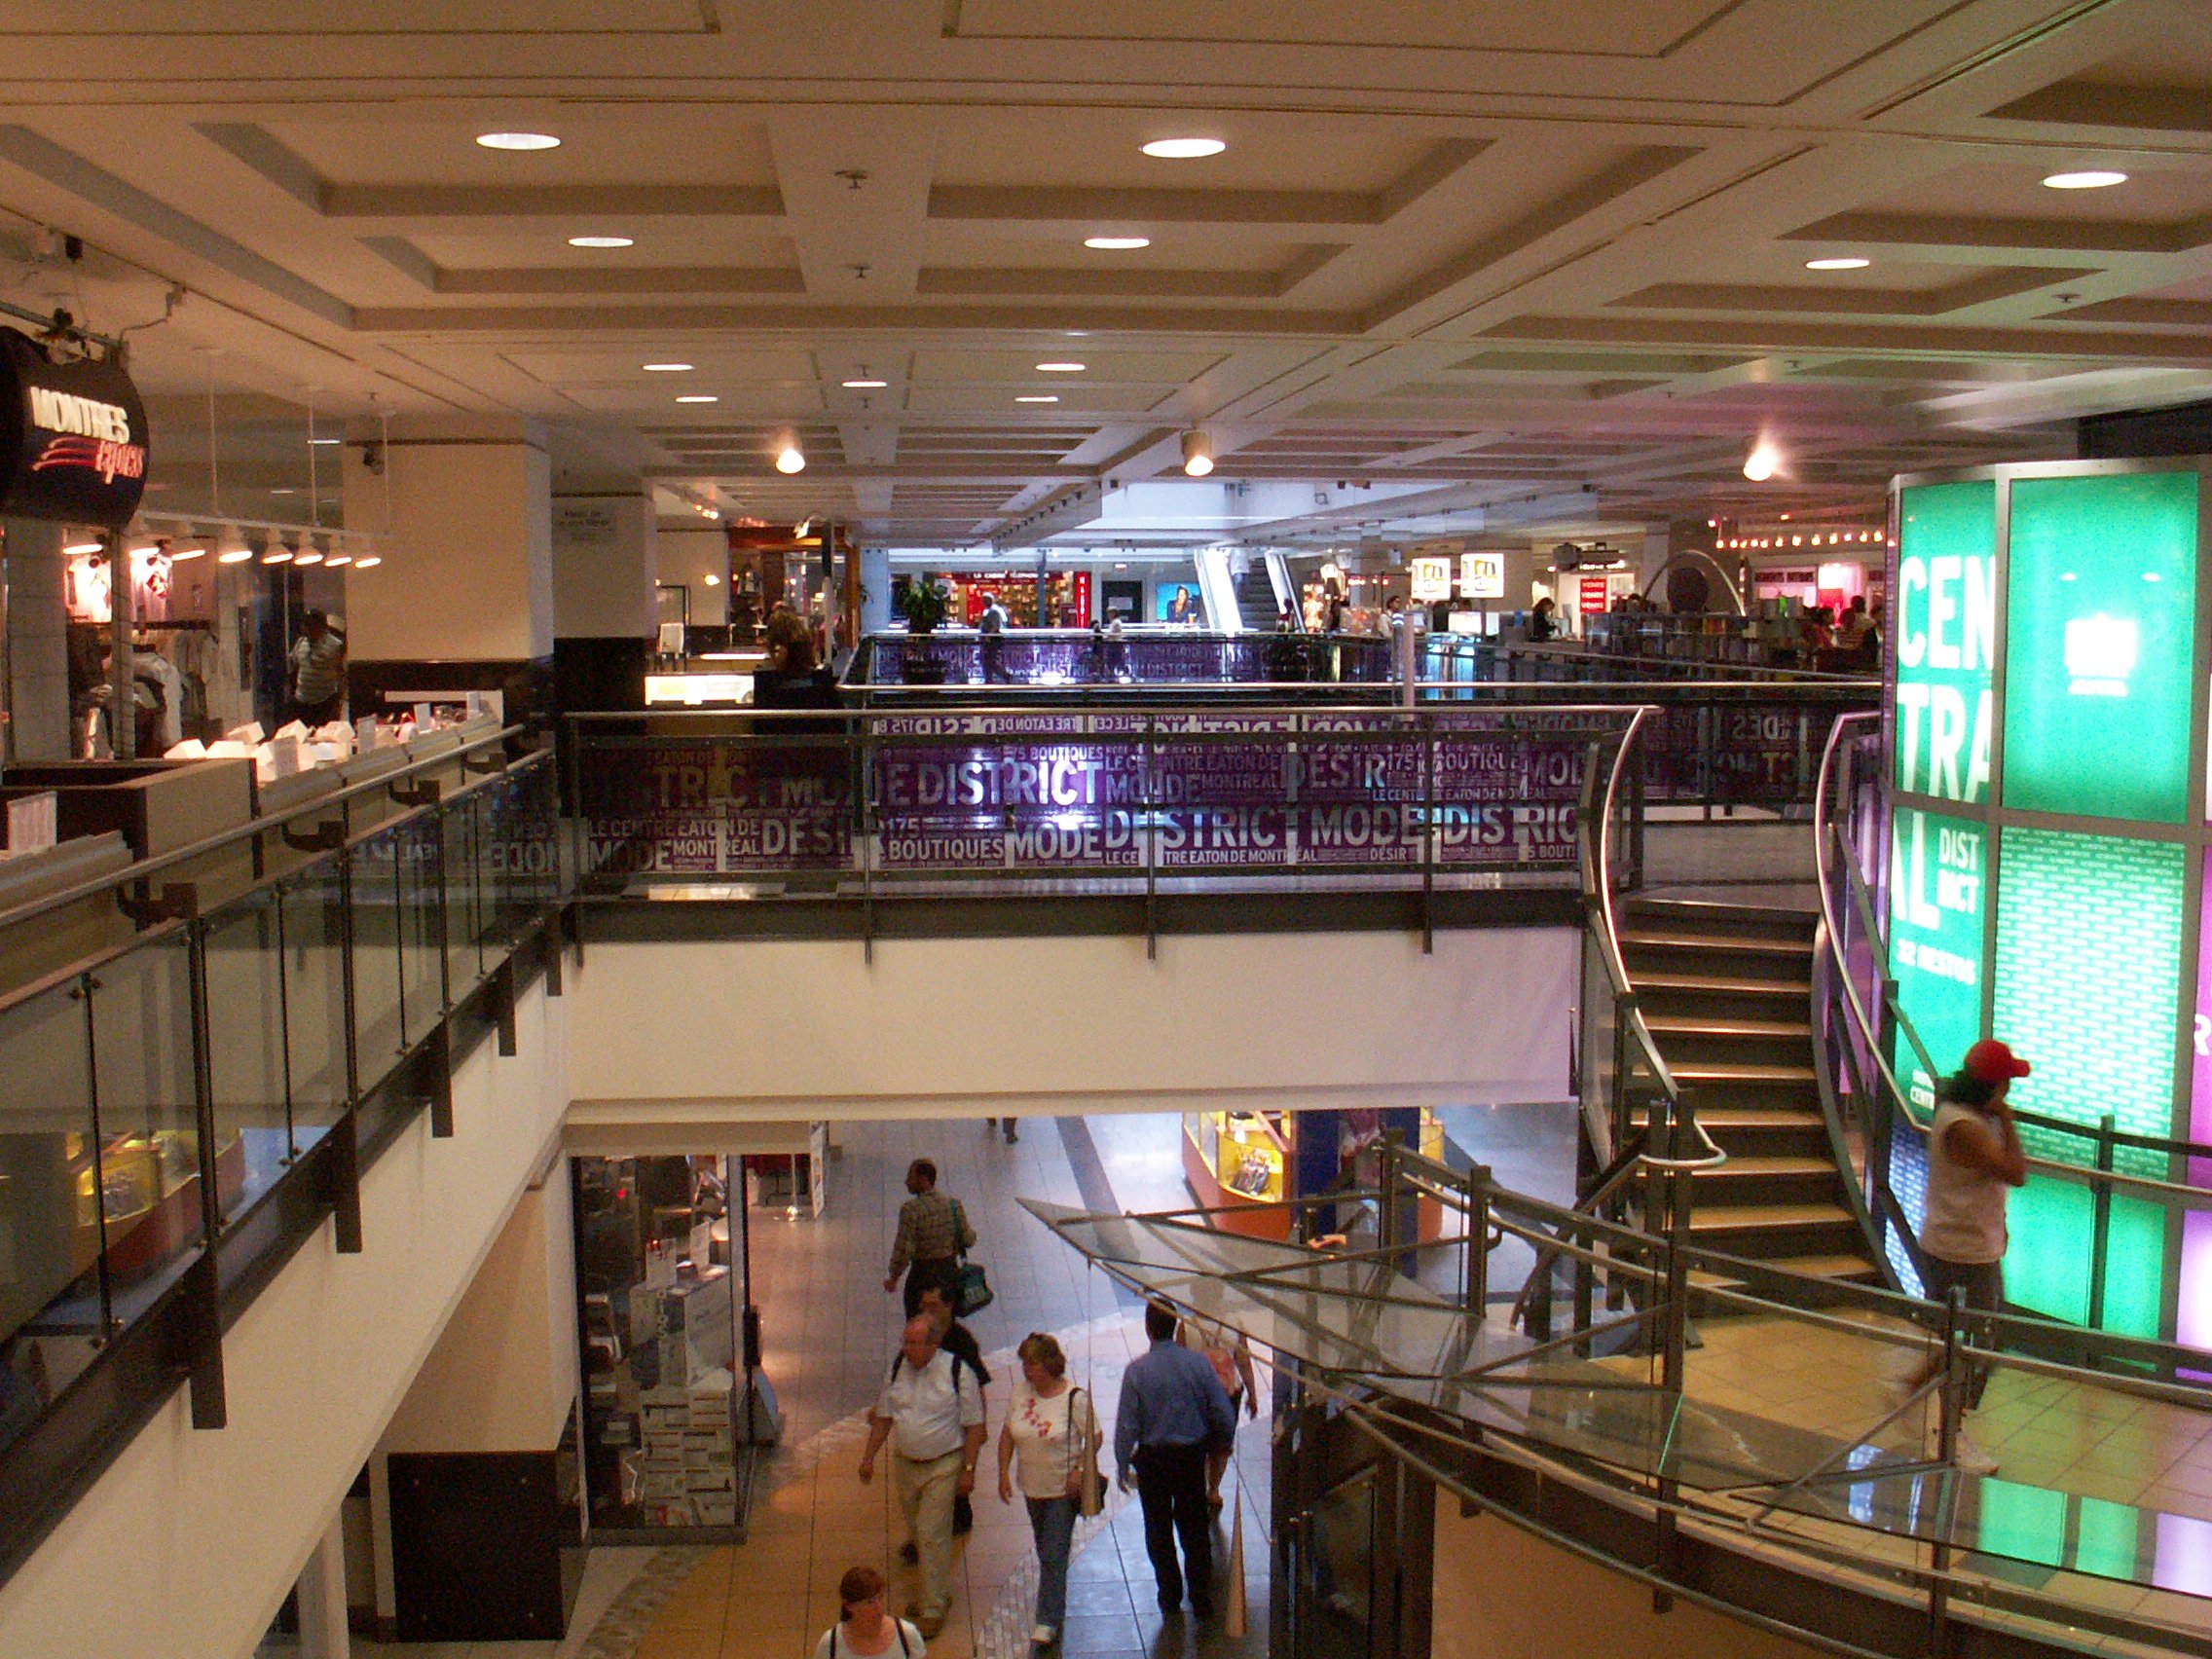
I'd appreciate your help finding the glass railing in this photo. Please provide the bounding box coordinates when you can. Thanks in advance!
[1029,1144,2212,1654]
[844,629,1394,689]
[0,734,563,1580]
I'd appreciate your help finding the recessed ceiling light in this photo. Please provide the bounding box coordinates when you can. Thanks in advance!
[1804,257,1870,271]
[1016,394,1060,403]
[476,131,560,151]
[676,394,719,403]
[2043,169,2127,190]
[1036,361,1087,373]
[569,235,635,249]
[270,487,297,495]
[775,444,806,475]
[1085,237,1151,250]
[842,378,889,388]
[643,362,693,372]
[309,436,342,445]
[1142,138,1227,159]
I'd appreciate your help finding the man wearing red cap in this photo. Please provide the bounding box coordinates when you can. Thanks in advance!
[1909,1038,2030,1473]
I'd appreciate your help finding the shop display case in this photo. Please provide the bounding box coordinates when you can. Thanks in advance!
[1181,1109,1449,1241]
[70,1128,245,1280]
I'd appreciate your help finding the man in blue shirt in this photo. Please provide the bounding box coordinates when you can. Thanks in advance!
[1116,1301,1237,1617]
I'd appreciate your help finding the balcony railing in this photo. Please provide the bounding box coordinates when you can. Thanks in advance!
[0,732,565,1584]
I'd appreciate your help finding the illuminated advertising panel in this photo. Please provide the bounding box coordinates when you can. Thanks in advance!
[1888,807,1985,1112]
[1894,480,1997,802]
[1460,553,1504,600]
[1990,827,2184,1335]
[1410,557,1453,603]
[2002,470,2198,824]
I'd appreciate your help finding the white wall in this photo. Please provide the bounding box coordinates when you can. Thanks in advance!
[0,977,572,1659]
[552,493,656,640]
[568,929,1573,1118]
[656,525,728,626]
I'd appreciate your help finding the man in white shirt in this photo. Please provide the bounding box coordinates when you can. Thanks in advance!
[859,1317,986,1637]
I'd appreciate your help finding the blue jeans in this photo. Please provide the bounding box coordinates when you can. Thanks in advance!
[1027,1493,1079,1629]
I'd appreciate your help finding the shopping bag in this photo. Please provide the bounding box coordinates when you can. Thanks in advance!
[1223,1485,1248,1639]
[952,1259,994,1317]
[1074,1387,1105,1518]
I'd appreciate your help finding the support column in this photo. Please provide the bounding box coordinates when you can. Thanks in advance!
[551,489,657,712]
[4,518,71,760]
[339,418,553,719]
[374,1171,580,1642]
[295,1511,350,1659]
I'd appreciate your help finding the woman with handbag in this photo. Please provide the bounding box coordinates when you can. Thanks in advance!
[997,1332,1101,1650]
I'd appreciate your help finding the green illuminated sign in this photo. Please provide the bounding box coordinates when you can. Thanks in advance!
[1990,826,2184,1335]
[1894,481,1996,802]
[1888,807,1985,1111]
[2002,470,2199,824]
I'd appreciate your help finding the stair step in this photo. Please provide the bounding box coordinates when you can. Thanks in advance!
[1622,898,1819,943]
[1692,1156,1834,1178]
[1686,1202,1858,1233]
[1689,1252,1883,1290]
[1631,1107,1825,1130]
[1671,1061,1817,1083]
[1643,1015,1811,1040]
[1633,971,1811,997]
[1618,930,1813,959]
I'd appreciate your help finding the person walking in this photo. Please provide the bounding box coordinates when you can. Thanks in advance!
[884,1158,976,1317]
[915,1284,992,1542]
[815,1567,925,1659]
[978,591,1010,683]
[1908,1038,2030,1475]
[1116,1301,1235,1619]
[859,1317,986,1640]
[288,608,348,727]
[1179,1312,1258,1508]
[997,1332,1100,1650]
[986,1117,1018,1144]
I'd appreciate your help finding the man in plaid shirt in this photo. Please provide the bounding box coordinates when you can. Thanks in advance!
[884,1158,976,1316]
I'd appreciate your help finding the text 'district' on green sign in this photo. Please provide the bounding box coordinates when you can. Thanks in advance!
[1895,481,1998,804]
[1889,806,1986,1111]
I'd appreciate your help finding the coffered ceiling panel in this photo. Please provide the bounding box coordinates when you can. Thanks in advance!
[951,0,1732,56]
[257,114,779,190]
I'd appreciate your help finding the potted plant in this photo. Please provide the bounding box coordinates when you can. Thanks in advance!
[896,579,952,683]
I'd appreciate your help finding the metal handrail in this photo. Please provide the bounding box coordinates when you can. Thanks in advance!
[1811,714,2212,1219]
[1581,708,1724,1174]
[571,687,1868,719]
[0,722,528,936]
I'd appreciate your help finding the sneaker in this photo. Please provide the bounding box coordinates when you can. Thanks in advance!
[1030,1624,1056,1647]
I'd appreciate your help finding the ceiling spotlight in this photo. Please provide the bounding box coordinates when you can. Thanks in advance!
[1142,138,1227,159]
[676,394,719,403]
[702,573,721,587]
[476,131,560,151]
[569,235,634,248]
[1742,438,1782,482]
[353,556,383,569]
[2043,169,2127,190]
[293,547,325,567]
[64,539,102,554]
[1016,394,1059,403]
[217,528,254,564]
[325,553,352,568]
[775,443,806,474]
[262,544,295,565]
[842,377,889,388]
[1036,361,1086,373]
[1181,429,1215,478]
[169,543,206,561]
[1085,237,1151,250]
[644,362,693,372]
[1805,257,1870,271]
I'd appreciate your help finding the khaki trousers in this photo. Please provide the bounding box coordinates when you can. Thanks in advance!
[893,1448,965,1618]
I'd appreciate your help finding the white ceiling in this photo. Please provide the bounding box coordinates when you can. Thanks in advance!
[2,0,2209,544]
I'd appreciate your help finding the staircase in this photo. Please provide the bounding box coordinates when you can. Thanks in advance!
[1618,897,1884,1295]
[1233,566,1283,631]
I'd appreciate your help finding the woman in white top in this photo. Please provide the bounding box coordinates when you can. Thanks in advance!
[814,1566,924,1659]
[996,1331,1100,1650]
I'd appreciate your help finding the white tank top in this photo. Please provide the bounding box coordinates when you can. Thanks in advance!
[1920,1103,2009,1264]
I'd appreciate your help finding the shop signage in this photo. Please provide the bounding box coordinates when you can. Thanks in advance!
[1459,553,1504,600]
[1409,557,1453,603]
[1893,480,1995,803]
[1576,575,1611,616]
[0,330,148,529]
[1887,806,1985,1110]
[2001,470,2197,825]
